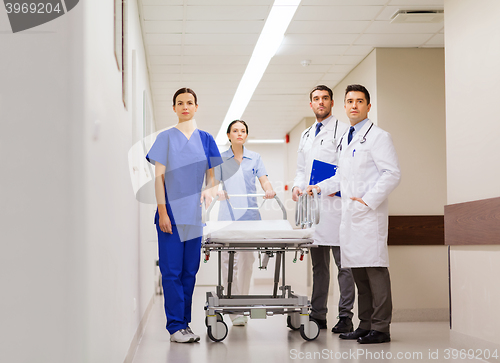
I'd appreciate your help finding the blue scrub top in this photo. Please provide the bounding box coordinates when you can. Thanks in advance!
[215,147,267,221]
[146,128,222,227]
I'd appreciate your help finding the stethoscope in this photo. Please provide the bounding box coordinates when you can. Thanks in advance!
[299,120,338,152]
[337,122,374,152]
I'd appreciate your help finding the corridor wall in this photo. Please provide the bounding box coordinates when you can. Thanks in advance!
[444,0,500,346]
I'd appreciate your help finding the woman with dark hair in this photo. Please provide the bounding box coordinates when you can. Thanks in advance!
[146,87,222,343]
[215,120,275,326]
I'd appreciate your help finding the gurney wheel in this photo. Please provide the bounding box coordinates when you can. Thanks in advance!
[207,321,228,342]
[287,313,301,331]
[300,320,320,341]
[205,312,223,327]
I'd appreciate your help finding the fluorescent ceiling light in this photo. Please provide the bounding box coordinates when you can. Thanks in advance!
[215,0,301,145]
[246,139,285,144]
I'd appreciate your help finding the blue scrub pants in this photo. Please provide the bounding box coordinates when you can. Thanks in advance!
[156,224,202,334]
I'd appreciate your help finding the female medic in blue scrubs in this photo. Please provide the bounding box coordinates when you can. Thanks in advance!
[215,120,275,326]
[146,88,222,343]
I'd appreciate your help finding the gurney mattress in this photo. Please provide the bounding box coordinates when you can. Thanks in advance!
[204,220,314,244]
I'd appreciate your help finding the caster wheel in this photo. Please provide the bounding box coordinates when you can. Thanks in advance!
[300,319,320,341]
[205,312,223,327]
[207,321,228,342]
[287,313,300,331]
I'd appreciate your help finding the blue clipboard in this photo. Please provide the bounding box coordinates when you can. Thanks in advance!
[309,159,341,197]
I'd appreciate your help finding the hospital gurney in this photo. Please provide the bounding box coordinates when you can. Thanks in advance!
[202,190,320,342]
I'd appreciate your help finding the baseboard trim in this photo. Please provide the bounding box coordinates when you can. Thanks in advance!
[123,293,156,363]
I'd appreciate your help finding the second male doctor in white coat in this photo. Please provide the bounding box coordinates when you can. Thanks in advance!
[292,85,355,333]
[307,84,401,344]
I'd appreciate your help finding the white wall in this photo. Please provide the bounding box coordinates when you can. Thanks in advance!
[332,50,378,127]
[82,1,157,362]
[376,48,447,215]
[445,0,500,345]
[0,6,86,363]
[0,1,158,362]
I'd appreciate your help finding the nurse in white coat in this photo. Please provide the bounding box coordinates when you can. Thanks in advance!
[307,84,401,344]
[292,85,355,333]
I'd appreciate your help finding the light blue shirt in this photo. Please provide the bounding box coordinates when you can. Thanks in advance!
[349,118,370,140]
[215,147,268,221]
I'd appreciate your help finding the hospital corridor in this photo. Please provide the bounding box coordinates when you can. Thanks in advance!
[1,1,500,363]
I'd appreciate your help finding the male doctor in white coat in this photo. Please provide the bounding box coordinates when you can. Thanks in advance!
[292,85,355,333]
[307,84,401,344]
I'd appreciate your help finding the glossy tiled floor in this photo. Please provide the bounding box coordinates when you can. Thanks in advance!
[132,285,500,363]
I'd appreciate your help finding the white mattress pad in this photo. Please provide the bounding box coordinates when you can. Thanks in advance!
[204,220,314,240]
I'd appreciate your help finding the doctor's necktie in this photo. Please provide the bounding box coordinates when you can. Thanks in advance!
[315,122,323,137]
[348,126,355,144]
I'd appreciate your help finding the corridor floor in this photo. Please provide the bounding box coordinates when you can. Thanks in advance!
[131,285,499,363]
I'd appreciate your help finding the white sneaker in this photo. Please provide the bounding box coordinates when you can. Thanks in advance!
[186,326,200,342]
[232,316,248,326]
[170,329,194,343]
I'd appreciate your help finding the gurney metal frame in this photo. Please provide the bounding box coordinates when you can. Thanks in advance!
[202,190,320,342]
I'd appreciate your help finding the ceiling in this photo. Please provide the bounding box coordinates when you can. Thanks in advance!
[138,0,444,141]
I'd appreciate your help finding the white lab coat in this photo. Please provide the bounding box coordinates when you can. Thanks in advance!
[293,116,349,246]
[317,120,401,267]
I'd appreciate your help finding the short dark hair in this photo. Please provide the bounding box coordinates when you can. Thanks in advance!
[344,84,370,105]
[173,87,197,106]
[309,85,333,101]
[226,120,249,135]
